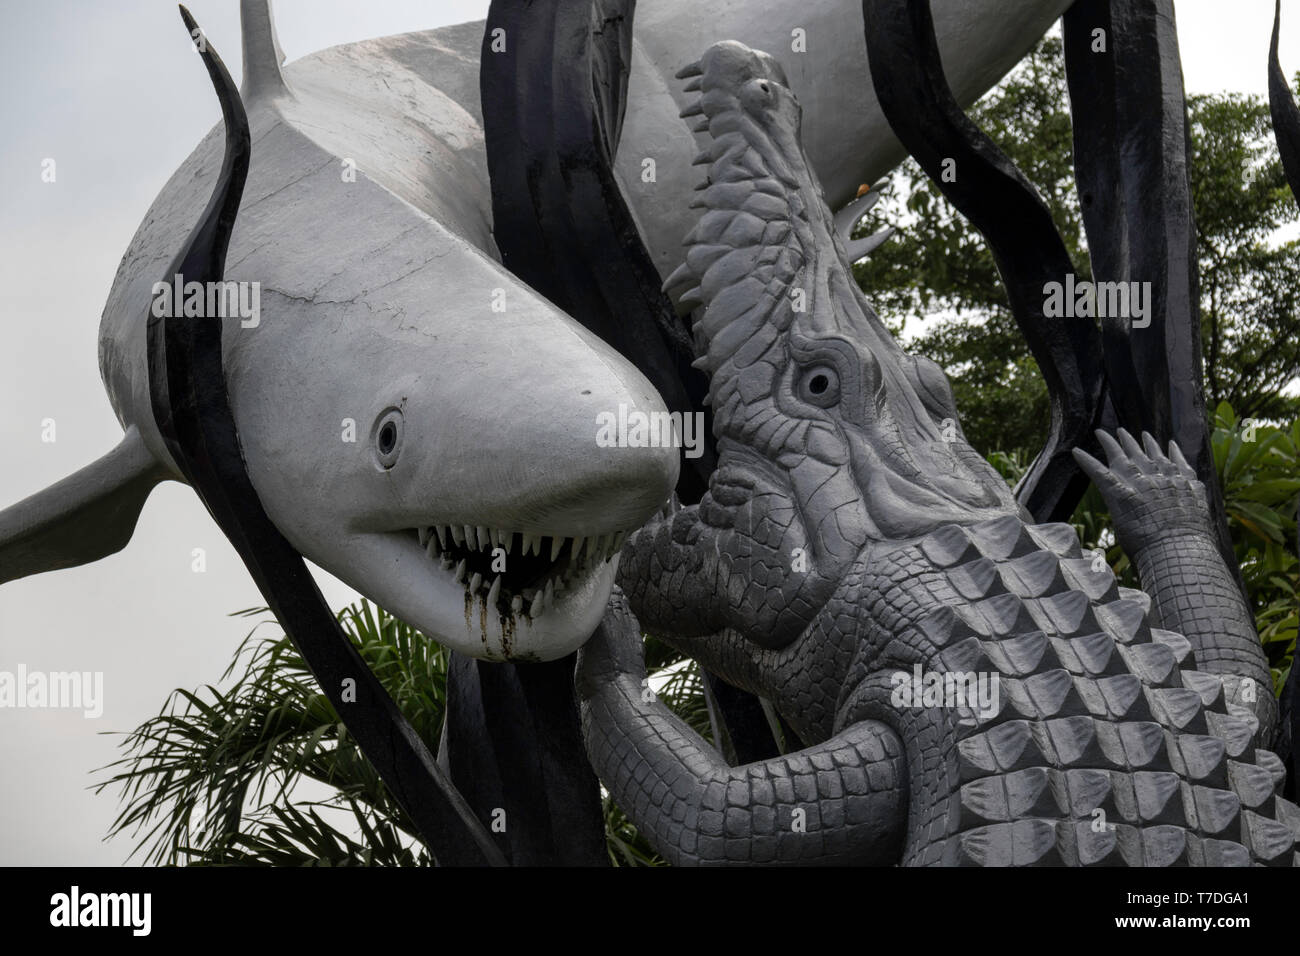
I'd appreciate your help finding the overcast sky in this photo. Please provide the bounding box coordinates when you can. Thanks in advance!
[1,0,1296,866]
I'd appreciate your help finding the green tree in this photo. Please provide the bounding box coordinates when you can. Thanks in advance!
[97,601,713,866]
[854,34,1300,458]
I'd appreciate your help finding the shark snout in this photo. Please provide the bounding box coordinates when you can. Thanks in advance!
[378,307,680,538]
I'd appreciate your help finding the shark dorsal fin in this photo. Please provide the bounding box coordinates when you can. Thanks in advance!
[240,0,290,103]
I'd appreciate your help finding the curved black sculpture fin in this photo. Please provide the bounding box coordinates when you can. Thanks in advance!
[860,0,1106,523]
[481,0,714,505]
[1062,0,1241,589]
[1270,0,1300,202]
[147,6,503,867]
[1268,0,1300,797]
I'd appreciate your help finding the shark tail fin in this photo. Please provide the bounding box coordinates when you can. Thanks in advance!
[240,0,289,103]
[0,426,167,585]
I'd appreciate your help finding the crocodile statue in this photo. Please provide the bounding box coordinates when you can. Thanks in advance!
[576,40,1300,866]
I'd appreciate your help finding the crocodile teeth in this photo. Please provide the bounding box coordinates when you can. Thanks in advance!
[426,535,440,559]
[550,535,564,562]
[486,574,501,608]
[469,571,482,594]
[450,525,465,546]
[530,590,544,618]
[440,555,452,570]
[511,594,523,614]
[435,525,448,549]
[544,578,555,609]
[418,527,431,548]
[454,559,466,584]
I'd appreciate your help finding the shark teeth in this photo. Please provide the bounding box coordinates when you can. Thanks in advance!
[411,524,637,622]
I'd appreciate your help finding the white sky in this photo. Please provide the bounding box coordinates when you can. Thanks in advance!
[0,0,1296,866]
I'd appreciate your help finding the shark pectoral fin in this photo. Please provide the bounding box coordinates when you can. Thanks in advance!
[0,426,168,585]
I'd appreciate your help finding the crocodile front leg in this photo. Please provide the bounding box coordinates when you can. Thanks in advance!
[576,589,907,865]
[1074,428,1277,742]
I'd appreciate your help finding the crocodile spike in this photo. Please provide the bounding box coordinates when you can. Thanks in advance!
[1175,734,1228,785]
[1205,711,1257,759]
[1044,716,1105,767]
[1192,786,1242,835]
[984,720,1047,772]
[1149,628,1193,666]
[1180,669,1227,708]
[966,514,1036,560]
[918,523,979,568]
[966,592,1037,636]
[1132,771,1184,825]
[946,557,1000,600]
[1072,821,1122,866]
[1115,586,1153,617]
[691,149,715,166]
[679,100,705,117]
[690,117,711,132]
[999,549,1065,599]
[1058,556,1118,602]
[937,635,993,675]
[913,604,978,648]
[1068,632,1122,677]
[683,75,703,92]
[1025,522,1083,558]
[1140,826,1190,866]
[1256,749,1288,789]
[1033,589,1097,636]
[675,60,703,79]
[1094,674,1146,720]
[1021,669,1087,718]
[981,630,1050,676]
[1095,598,1149,646]
[1227,760,1279,810]
[1243,811,1297,863]
[1145,687,1208,733]
[1121,642,1180,687]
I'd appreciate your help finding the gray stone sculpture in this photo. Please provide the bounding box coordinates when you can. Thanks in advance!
[0,0,1065,665]
[576,41,1300,866]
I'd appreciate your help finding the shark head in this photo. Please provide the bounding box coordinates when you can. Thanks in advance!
[237,284,679,663]
[92,10,681,664]
[202,107,681,661]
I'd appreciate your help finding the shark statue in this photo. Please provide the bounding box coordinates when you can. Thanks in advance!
[0,0,1071,662]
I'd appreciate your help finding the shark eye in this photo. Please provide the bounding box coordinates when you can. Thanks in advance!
[373,409,404,469]
[798,365,840,407]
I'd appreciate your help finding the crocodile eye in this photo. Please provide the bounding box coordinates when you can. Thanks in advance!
[798,365,840,407]
[373,408,403,469]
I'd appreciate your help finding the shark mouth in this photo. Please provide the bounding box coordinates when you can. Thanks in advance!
[411,525,632,621]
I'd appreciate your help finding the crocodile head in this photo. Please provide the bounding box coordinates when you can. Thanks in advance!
[624,42,1021,648]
